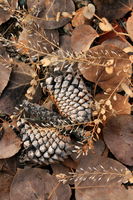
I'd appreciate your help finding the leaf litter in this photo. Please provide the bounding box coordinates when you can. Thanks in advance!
[0,0,133,199]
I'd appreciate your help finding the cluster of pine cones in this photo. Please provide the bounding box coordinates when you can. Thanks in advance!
[10,65,94,165]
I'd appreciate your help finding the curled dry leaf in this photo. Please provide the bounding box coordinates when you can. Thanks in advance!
[95,93,131,119]
[71,24,98,53]
[0,62,33,114]
[99,18,113,32]
[27,0,75,29]
[78,44,132,91]
[14,23,59,57]
[10,168,71,200]
[93,0,133,21]
[126,12,133,41]
[83,4,95,20]
[72,7,88,27]
[103,115,133,166]
[75,154,133,200]
[0,121,21,159]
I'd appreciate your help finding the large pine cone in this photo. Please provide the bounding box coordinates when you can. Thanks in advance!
[13,118,75,165]
[44,65,93,123]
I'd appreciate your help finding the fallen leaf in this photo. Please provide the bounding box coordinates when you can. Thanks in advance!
[83,4,95,19]
[0,64,12,96]
[102,37,131,50]
[0,172,14,200]
[75,154,133,200]
[0,121,21,159]
[93,0,133,21]
[95,93,131,119]
[121,83,133,97]
[71,24,98,53]
[126,12,133,41]
[99,17,113,32]
[27,0,75,29]
[103,115,133,165]
[10,168,71,200]
[78,44,132,91]
[0,62,34,114]
[0,43,12,96]
[0,0,13,25]
[15,23,59,57]
[72,7,88,27]
[59,35,73,53]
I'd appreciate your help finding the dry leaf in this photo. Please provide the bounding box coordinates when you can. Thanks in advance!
[102,37,131,50]
[95,93,131,118]
[71,24,98,53]
[10,168,71,200]
[103,115,133,166]
[99,18,113,32]
[121,83,133,97]
[93,0,133,21]
[83,4,95,19]
[0,172,14,200]
[0,62,34,114]
[27,0,75,29]
[72,7,88,27]
[15,23,59,57]
[0,43,12,96]
[78,44,132,91]
[126,12,133,41]
[75,154,133,200]
[0,121,21,159]
[0,0,13,25]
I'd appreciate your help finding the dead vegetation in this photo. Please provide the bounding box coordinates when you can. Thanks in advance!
[0,0,133,199]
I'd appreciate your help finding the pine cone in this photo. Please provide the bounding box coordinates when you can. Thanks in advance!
[45,66,93,123]
[22,100,71,127]
[15,118,75,165]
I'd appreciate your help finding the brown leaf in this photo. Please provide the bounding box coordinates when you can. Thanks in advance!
[0,43,12,96]
[95,93,131,119]
[0,157,17,175]
[83,4,95,20]
[103,115,133,165]
[93,0,133,21]
[99,17,113,32]
[27,0,75,29]
[59,35,73,53]
[102,37,131,50]
[78,44,132,91]
[10,168,71,200]
[0,0,13,25]
[75,154,133,200]
[126,12,133,41]
[15,23,59,57]
[0,62,33,114]
[0,121,21,159]
[0,172,14,200]
[71,24,98,53]
[72,7,88,27]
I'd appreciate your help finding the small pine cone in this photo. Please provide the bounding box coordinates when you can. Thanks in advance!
[15,119,74,165]
[22,100,71,127]
[45,66,93,123]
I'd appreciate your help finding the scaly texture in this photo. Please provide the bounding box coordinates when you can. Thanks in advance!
[44,65,93,123]
[12,118,75,165]
[22,100,72,127]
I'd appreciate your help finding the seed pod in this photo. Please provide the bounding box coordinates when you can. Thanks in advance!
[14,118,75,165]
[44,65,93,123]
